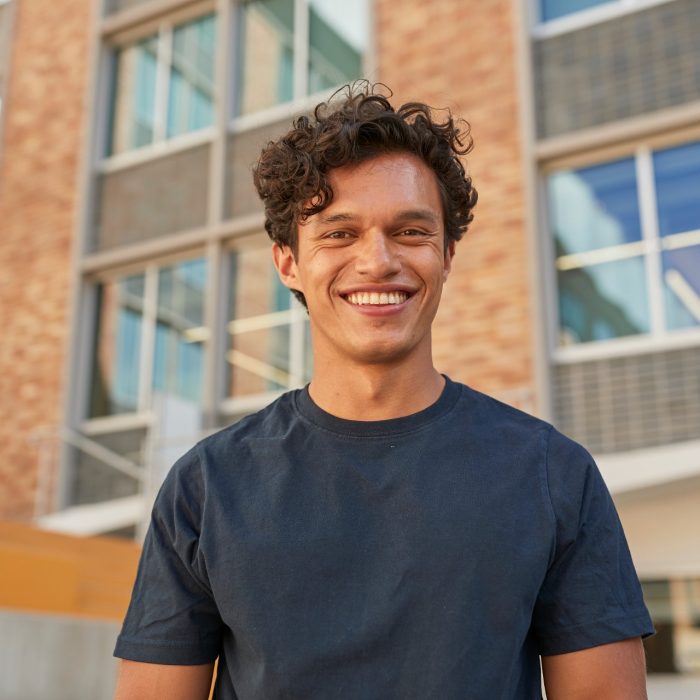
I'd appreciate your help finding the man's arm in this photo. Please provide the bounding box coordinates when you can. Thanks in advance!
[113,660,215,700]
[542,637,647,700]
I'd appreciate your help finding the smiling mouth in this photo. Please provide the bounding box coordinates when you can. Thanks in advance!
[344,291,410,306]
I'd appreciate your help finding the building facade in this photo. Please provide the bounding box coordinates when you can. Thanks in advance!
[0,0,699,695]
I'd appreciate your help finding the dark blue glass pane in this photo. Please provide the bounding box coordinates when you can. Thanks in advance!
[654,140,700,237]
[662,245,700,330]
[541,0,613,22]
[549,158,641,257]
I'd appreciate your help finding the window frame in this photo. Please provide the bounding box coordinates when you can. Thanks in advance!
[542,131,700,365]
[531,0,678,39]
[99,0,374,172]
[102,0,218,163]
[81,234,312,433]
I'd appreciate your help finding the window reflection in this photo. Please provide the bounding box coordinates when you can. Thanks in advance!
[154,259,208,403]
[663,245,700,331]
[540,0,612,22]
[235,0,368,116]
[227,247,305,397]
[109,36,158,155]
[655,140,700,238]
[167,14,216,138]
[236,0,294,116]
[90,274,145,417]
[108,14,217,155]
[558,256,649,345]
[548,159,641,258]
[308,0,367,93]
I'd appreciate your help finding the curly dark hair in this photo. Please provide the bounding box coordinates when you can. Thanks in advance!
[253,81,478,306]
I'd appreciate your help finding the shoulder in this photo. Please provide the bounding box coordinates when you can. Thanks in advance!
[454,381,554,449]
[196,389,300,454]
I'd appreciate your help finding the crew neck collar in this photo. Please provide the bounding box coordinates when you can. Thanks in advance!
[293,375,462,437]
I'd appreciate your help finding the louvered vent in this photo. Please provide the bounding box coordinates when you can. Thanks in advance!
[553,345,700,454]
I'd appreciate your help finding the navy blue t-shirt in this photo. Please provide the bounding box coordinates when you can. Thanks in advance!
[115,377,653,698]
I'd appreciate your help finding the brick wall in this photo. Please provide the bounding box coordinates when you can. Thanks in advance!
[376,0,535,410]
[0,0,92,519]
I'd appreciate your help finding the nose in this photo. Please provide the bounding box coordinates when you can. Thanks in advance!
[354,232,401,278]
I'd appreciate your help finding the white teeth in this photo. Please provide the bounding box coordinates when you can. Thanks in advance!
[346,291,408,305]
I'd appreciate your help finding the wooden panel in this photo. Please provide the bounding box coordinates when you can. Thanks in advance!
[0,521,141,620]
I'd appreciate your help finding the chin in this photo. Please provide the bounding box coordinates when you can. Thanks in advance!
[348,340,418,365]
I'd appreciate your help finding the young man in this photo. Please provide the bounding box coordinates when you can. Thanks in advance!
[114,85,653,699]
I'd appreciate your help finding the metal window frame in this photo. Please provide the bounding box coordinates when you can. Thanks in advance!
[542,134,700,364]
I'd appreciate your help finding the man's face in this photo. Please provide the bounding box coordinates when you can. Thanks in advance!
[273,152,454,369]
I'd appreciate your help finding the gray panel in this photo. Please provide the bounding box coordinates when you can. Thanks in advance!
[225,118,292,219]
[535,0,700,138]
[70,428,146,506]
[94,144,209,250]
[553,345,700,454]
[0,611,119,700]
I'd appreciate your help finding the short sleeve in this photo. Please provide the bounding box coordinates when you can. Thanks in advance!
[114,446,223,664]
[533,427,655,656]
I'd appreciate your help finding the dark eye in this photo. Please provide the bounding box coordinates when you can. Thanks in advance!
[326,230,351,239]
[399,229,426,237]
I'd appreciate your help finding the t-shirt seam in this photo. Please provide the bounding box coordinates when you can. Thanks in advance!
[291,384,464,439]
[537,609,652,635]
[117,634,219,649]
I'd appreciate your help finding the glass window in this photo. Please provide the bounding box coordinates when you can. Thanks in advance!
[662,245,700,332]
[108,14,216,156]
[654,140,700,238]
[154,258,208,403]
[90,274,145,417]
[547,141,700,348]
[548,159,641,258]
[235,0,368,117]
[557,256,649,345]
[167,14,216,139]
[308,0,368,94]
[226,247,311,398]
[540,0,614,22]
[109,36,159,155]
[236,0,294,115]
[89,258,209,419]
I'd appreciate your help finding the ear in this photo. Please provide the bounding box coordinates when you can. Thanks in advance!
[443,240,455,281]
[272,243,302,293]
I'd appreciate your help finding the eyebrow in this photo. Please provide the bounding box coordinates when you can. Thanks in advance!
[318,209,440,225]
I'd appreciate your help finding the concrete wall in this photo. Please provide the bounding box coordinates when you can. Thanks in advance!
[0,611,120,700]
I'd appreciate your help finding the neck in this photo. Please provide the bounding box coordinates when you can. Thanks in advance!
[308,355,445,421]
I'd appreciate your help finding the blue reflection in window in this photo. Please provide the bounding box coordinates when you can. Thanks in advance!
[114,307,142,411]
[654,140,700,237]
[549,158,641,257]
[540,0,613,22]
[558,256,649,344]
[662,245,700,330]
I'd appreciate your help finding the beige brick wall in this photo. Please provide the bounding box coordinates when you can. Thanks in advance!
[0,0,91,519]
[376,0,535,413]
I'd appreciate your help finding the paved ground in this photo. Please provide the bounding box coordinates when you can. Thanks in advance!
[647,674,700,699]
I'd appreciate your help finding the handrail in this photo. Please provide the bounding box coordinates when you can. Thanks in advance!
[59,427,146,483]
